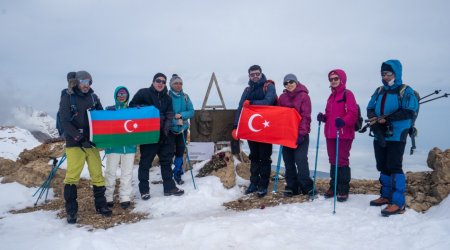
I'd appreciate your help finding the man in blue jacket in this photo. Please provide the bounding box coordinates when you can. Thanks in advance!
[233,65,277,198]
[366,59,419,216]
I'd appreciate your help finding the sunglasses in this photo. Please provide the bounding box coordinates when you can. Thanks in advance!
[329,77,339,82]
[381,71,394,77]
[155,79,166,84]
[79,79,91,85]
[283,80,296,86]
[249,72,261,77]
[117,93,128,97]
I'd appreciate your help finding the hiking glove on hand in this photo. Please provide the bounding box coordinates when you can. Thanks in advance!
[317,112,326,122]
[335,118,345,129]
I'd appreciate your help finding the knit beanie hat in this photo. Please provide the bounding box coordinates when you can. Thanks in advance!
[381,63,394,73]
[170,74,183,87]
[248,65,262,73]
[75,70,92,85]
[283,73,298,83]
[153,72,167,82]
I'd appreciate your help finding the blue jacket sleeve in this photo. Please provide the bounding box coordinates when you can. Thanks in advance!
[366,90,379,118]
[180,94,195,119]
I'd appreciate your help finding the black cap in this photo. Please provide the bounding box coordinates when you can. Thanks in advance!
[248,65,262,73]
[381,63,394,73]
[153,72,167,82]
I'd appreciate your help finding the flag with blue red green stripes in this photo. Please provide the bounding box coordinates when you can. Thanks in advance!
[88,106,160,148]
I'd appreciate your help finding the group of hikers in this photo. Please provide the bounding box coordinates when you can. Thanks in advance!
[58,58,418,224]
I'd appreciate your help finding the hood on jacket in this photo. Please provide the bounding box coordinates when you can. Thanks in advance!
[328,69,347,92]
[114,86,130,109]
[381,59,403,87]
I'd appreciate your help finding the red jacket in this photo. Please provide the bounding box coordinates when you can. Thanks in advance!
[278,83,311,137]
[323,69,358,140]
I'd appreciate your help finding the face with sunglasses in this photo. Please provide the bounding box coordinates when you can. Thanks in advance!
[116,88,128,102]
[249,70,262,83]
[153,77,167,92]
[283,80,297,92]
[381,71,395,85]
[77,78,92,93]
[328,74,340,88]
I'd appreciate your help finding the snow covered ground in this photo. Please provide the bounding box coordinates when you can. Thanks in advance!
[0,126,40,161]
[0,158,449,250]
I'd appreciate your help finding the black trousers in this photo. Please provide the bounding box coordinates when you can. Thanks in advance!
[373,140,406,175]
[248,140,272,189]
[138,134,176,194]
[282,134,313,194]
[172,130,188,158]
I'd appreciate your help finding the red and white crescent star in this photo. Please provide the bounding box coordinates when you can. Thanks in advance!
[124,120,138,133]
[248,114,270,132]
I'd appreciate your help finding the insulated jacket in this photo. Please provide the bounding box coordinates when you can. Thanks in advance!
[59,87,103,147]
[169,88,194,134]
[323,69,358,140]
[129,85,174,143]
[233,74,277,127]
[367,59,419,142]
[278,82,311,137]
[105,86,137,154]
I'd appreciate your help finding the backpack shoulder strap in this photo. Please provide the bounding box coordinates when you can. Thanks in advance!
[69,93,78,114]
[263,80,275,93]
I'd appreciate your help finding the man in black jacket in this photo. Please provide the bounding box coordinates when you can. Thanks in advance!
[129,73,184,199]
[59,70,112,224]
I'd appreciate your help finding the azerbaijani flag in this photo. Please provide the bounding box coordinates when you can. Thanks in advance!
[88,106,160,148]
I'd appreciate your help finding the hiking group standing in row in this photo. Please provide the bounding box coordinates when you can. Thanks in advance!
[58,58,418,224]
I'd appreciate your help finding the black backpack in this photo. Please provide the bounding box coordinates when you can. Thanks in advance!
[56,89,99,137]
[342,89,363,131]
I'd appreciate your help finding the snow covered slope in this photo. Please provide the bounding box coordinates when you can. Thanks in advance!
[0,126,40,161]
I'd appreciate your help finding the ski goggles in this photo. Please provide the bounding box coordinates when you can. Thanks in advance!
[381,71,394,77]
[79,79,91,85]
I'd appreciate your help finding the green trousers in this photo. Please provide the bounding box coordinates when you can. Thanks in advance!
[63,147,106,186]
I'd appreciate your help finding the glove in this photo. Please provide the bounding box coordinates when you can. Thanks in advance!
[317,112,326,122]
[335,118,345,129]
[296,135,304,145]
[81,139,95,148]
[243,100,251,108]
[231,129,239,140]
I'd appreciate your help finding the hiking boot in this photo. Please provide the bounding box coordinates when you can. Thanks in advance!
[96,206,112,217]
[283,187,299,198]
[370,197,390,206]
[164,187,185,196]
[324,188,334,199]
[381,204,405,217]
[245,183,258,195]
[107,201,114,208]
[337,193,349,202]
[120,201,131,209]
[257,187,268,198]
[67,213,77,224]
[141,193,151,200]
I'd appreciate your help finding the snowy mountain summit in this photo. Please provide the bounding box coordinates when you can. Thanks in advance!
[0,126,40,161]
[12,106,59,140]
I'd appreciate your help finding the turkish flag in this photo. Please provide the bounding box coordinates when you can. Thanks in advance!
[236,105,302,148]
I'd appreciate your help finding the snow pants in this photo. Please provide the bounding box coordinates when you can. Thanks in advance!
[63,147,105,186]
[248,140,272,189]
[105,153,135,203]
[282,134,313,194]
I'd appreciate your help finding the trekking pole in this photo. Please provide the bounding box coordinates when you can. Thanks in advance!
[272,145,283,193]
[33,154,67,206]
[311,121,322,201]
[419,89,440,101]
[181,131,197,190]
[333,130,340,214]
[419,93,449,105]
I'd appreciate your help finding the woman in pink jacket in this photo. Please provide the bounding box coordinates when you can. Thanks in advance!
[317,69,358,202]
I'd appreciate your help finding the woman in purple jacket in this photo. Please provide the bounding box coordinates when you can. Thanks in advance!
[317,69,358,202]
[278,74,314,197]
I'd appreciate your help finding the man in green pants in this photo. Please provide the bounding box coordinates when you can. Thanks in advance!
[58,70,112,224]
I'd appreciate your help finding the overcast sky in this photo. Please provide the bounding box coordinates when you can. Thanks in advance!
[0,0,449,150]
